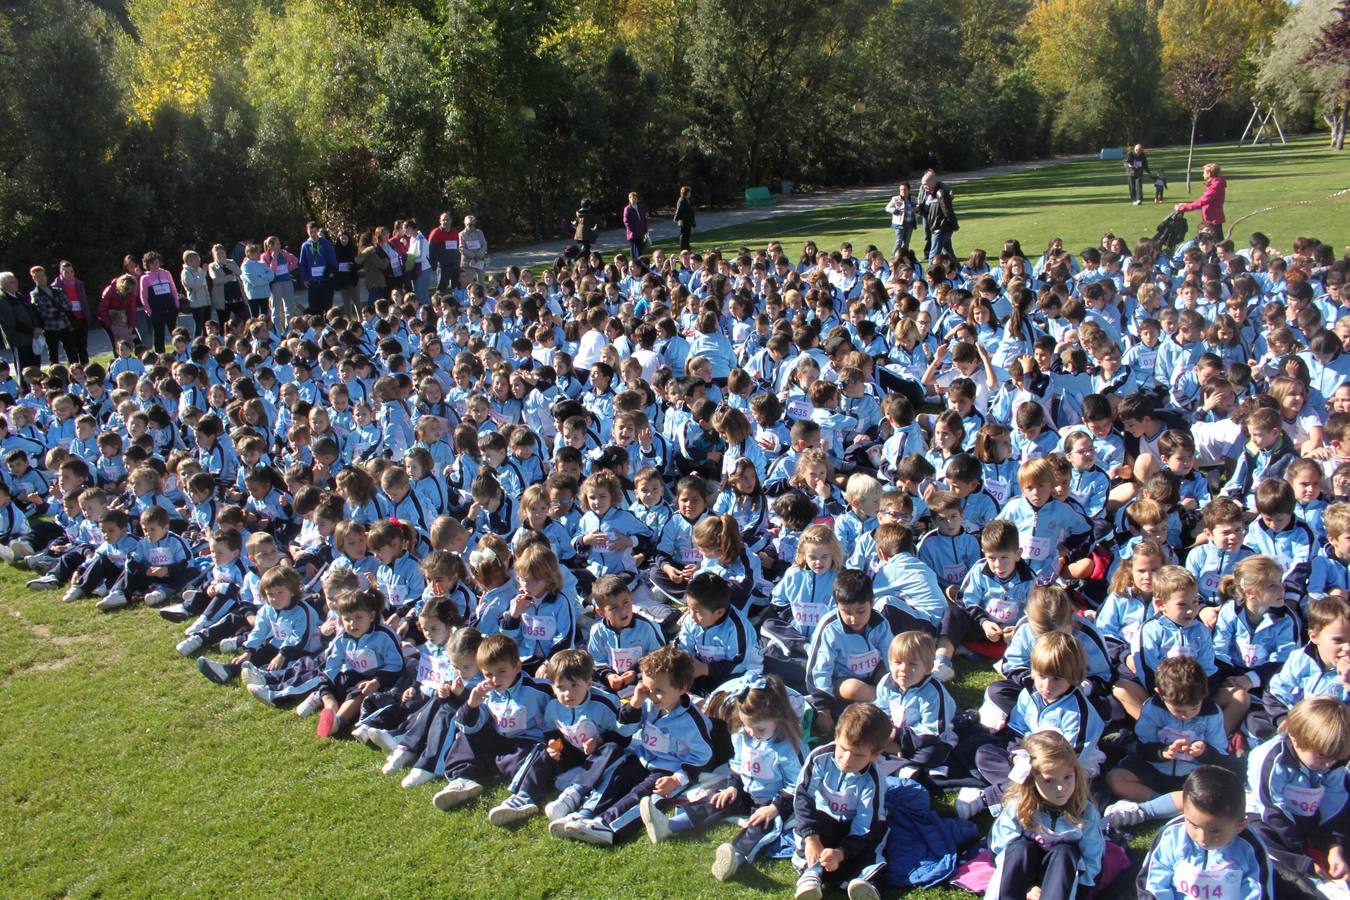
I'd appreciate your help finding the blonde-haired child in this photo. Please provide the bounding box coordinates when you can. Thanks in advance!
[872,631,956,777]
[762,525,844,676]
[1212,554,1300,735]
[835,473,882,560]
[1246,696,1350,879]
[987,731,1104,899]
[996,457,1091,581]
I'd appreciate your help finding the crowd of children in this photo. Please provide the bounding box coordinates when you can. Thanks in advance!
[7,223,1350,898]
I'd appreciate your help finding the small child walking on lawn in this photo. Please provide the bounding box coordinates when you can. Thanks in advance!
[1153,170,1167,204]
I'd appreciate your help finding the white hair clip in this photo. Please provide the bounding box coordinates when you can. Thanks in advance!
[1008,749,1033,785]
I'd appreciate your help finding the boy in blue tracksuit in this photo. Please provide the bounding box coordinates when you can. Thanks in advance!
[1137,766,1274,900]
[1185,499,1253,605]
[174,529,254,655]
[1243,480,1317,605]
[1267,597,1350,721]
[1245,697,1350,878]
[1130,566,1217,696]
[1219,406,1297,503]
[67,509,141,604]
[805,570,892,723]
[555,645,716,846]
[791,703,892,899]
[197,564,323,687]
[585,575,665,694]
[869,523,947,636]
[872,631,956,774]
[916,491,980,591]
[1307,504,1350,602]
[95,506,194,612]
[674,571,763,696]
[432,633,555,812]
[951,520,1037,655]
[996,458,1091,580]
[1102,656,1230,829]
[489,649,632,827]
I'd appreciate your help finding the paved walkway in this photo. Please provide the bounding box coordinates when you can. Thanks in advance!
[490,152,1099,270]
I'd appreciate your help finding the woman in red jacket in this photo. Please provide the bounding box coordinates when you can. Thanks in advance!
[1175,162,1226,230]
[100,274,138,348]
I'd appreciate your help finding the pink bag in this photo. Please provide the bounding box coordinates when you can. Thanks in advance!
[948,841,1131,896]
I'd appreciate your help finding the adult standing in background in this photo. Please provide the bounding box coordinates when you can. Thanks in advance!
[673,186,696,252]
[573,199,600,258]
[428,212,460,293]
[179,250,211,338]
[1125,144,1149,205]
[99,274,138,346]
[623,192,647,261]
[30,265,76,364]
[459,215,488,282]
[333,230,359,315]
[262,236,299,332]
[357,230,392,303]
[207,244,244,325]
[919,169,958,262]
[0,271,40,368]
[138,252,179,353]
[1175,162,1228,232]
[51,260,91,364]
[298,221,338,315]
[884,182,917,257]
[402,219,432,304]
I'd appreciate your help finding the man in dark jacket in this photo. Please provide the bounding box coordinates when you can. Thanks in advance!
[297,221,339,315]
[1125,144,1149,205]
[919,170,958,262]
[0,271,41,368]
[673,186,696,252]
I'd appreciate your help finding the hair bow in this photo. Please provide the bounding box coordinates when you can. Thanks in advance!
[735,674,769,701]
[388,517,403,526]
[1008,749,1033,785]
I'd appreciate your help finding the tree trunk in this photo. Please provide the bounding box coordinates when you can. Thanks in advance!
[1335,104,1347,151]
[1185,113,1198,192]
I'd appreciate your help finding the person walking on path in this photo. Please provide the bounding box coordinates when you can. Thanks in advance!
[1175,162,1227,232]
[623,192,648,261]
[573,200,600,258]
[673,186,696,252]
[884,182,917,257]
[1125,143,1150,205]
[919,170,958,262]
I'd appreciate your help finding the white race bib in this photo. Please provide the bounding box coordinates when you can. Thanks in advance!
[272,621,293,643]
[1174,863,1239,900]
[608,645,640,673]
[1168,642,1196,658]
[819,783,855,818]
[310,266,324,278]
[942,563,965,584]
[641,723,672,755]
[416,654,444,686]
[488,699,526,734]
[986,597,1018,623]
[792,601,828,630]
[1159,725,1199,761]
[464,240,481,250]
[786,399,812,420]
[148,547,172,566]
[559,718,599,749]
[679,547,700,564]
[1022,534,1054,562]
[521,613,557,643]
[888,698,915,728]
[338,262,353,272]
[695,643,725,663]
[57,438,72,450]
[986,478,1010,505]
[846,649,881,677]
[386,584,407,605]
[1199,572,1220,596]
[740,746,775,780]
[445,240,458,250]
[1284,784,1325,817]
[152,281,171,295]
[1237,639,1265,668]
[347,647,378,672]
[275,264,288,275]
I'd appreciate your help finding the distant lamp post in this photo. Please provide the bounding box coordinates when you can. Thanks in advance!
[852,101,866,185]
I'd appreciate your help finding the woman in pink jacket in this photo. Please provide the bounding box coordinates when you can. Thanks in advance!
[1175,162,1226,230]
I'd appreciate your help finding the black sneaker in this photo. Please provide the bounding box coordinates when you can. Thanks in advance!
[197,657,239,685]
[159,603,192,623]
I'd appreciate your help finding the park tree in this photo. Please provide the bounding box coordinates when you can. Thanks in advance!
[1303,0,1350,149]
[1257,0,1350,147]
[1171,48,1236,189]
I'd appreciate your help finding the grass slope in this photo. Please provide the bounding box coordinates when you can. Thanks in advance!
[663,135,1348,259]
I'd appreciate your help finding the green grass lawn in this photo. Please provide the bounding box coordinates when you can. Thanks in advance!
[663,134,1348,261]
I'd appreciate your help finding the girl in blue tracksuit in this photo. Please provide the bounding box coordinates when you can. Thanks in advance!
[574,470,652,586]
[1245,697,1350,878]
[986,731,1104,900]
[1211,555,1301,735]
[369,520,426,618]
[760,525,842,686]
[498,542,583,670]
[712,459,770,553]
[638,673,804,885]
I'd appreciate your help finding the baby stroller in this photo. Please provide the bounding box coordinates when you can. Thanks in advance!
[1152,210,1188,254]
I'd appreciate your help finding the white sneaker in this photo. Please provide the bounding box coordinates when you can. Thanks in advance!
[176,635,204,656]
[549,812,582,838]
[9,540,32,560]
[640,796,671,843]
[96,591,127,611]
[932,656,955,682]
[144,590,170,608]
[62,586,84,603]
[564,816,614,846]
[246,683,274,705]
[24,553,55,571]
[1103,799,1146,827]
[955,786,986,820]
[92,585,109,597]
[545,786,584,821]
[0,544,13,563]
[847,879,880,900]
[488,793,540,826]
[711,842,741,882]
[794,870,824,900]
[239,662,264,687]
[432,778,483,810]
[26,575,59,590]
[366,728,399,753]
[401,767,436,789]
[382,749,416,775]
[218,637,240,654]
[294,693,323,717]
